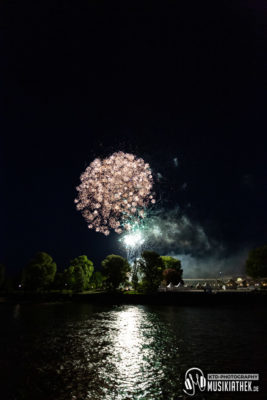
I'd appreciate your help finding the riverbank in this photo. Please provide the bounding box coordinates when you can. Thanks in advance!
[0,290,266,306]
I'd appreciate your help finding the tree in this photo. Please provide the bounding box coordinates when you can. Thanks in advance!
[63,266,76,289]
[131,260,139,291]
[53,272,64,290]
[101,255,130,290]
[73,265,85,292]
[63,255,94,292]
[161,256,182,272]
[162,268,182,285]
[70,255,94,290]
[246,245,267,278]
[91,271,104,289]
[0,264,5,288]
[23,252,57,291]
[138,250,164,293]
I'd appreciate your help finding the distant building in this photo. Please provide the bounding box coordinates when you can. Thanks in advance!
[182,277,267,290]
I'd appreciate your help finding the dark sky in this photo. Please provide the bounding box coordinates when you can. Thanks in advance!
[1,1,266,273]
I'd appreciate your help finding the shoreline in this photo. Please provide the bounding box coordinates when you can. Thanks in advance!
[0,290,266,306]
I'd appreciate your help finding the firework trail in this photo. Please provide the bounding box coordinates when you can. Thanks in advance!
[75,152,155,236]
[121,226,146,264]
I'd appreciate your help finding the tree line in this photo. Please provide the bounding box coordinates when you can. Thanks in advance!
[0,251,184,294]
[0,243,267,294]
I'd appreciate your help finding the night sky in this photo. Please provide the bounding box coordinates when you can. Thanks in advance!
[1,1,266,274]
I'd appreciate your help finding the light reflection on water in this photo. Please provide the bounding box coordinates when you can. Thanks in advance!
[102,306,180,400]
[0,303,266,400]
[111,307,148,395]
[74,306,181,400]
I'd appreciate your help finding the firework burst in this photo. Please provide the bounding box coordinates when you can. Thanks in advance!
[75,152,155,235]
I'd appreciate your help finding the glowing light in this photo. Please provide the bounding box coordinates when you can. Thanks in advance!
[123,230,145,249]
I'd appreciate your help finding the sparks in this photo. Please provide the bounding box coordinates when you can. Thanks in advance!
[122,231,145,249]
[75,152,155,235]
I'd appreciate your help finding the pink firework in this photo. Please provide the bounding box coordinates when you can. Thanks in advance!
[75,152,154,235]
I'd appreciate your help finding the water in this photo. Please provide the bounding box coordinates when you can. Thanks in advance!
[0,303,266,399]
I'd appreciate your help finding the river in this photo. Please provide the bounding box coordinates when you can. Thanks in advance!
[0,303,266,399]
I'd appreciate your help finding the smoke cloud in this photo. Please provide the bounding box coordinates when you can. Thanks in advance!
[143,208,248,278]
[144,208,215,255]
[169,251,248,278]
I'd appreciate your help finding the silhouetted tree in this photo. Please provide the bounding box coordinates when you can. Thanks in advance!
[53,272,64,290]
[102,255,130,290]
[23,252,57,291]
[246,245,267,278]
[73,265,85,292]
[138,251,164,292]
[63,266,75,289]
[3,277,15,293]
